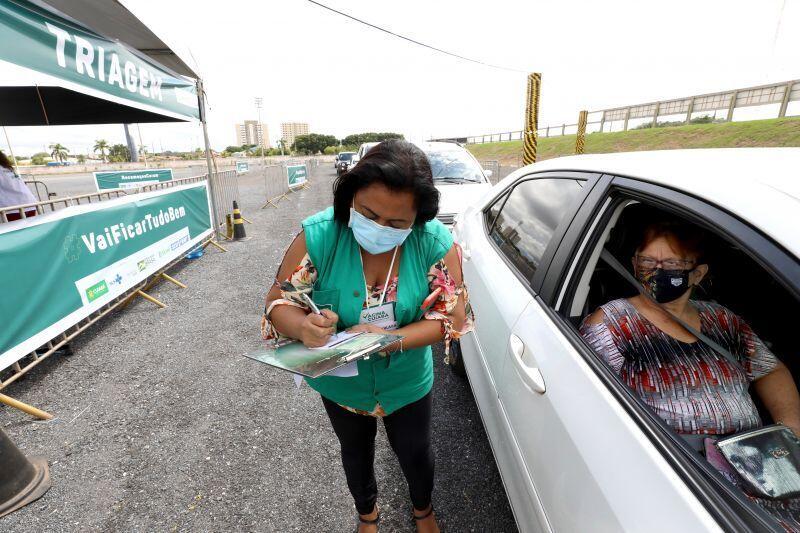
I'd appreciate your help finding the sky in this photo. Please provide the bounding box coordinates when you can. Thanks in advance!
[3,0,800,156]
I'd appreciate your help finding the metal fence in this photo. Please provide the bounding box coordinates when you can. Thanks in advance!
[261,157,319,209]
[445,78,800,145]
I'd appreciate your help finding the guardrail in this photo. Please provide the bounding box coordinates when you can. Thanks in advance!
[438,79,800,144]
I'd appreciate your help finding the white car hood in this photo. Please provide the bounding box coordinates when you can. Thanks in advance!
[435,182,493,216]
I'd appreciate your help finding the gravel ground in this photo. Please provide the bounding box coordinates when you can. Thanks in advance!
[1,165,517,532]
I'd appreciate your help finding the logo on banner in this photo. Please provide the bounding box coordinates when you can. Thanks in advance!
[85,280,109,302]
[63,233,83,263]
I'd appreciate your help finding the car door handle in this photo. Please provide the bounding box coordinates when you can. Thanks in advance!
[509,334,546,394]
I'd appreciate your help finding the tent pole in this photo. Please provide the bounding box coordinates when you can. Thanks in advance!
[197,79,220,234]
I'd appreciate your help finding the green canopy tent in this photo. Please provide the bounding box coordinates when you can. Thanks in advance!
[0,0,219,229]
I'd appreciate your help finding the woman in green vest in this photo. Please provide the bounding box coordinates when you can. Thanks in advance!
[262,140,473,533]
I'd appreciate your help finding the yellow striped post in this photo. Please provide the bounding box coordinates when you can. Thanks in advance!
[575,110,588,155]
[522,72,541,165]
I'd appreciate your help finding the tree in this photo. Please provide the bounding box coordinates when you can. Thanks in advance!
[341,132,404,146]
[94,139,109,162]
[291,133,338,155]
[108,144,130,162]
[31,151,48,165]
[76,154,86,163]
[49,143,69,163]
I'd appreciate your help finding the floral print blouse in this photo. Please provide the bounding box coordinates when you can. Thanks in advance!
[261,245,474,417]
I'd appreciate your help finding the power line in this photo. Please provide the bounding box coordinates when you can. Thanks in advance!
[306,0,527,73]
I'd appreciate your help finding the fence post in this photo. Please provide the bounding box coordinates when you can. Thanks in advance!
[562,124,566,136]
[522,72,541,165]
[575,110,588,155]
[651,102,660,128]
[779,82,792,118]
[726,91,738,122]
[623,108,631,131]
[599,112,605,133]
[685,97,695,124]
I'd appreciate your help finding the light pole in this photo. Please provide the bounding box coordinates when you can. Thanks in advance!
[255,97,267,171]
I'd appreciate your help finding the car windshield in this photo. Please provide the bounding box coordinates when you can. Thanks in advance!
[339,153,354,161]
[426,149,485,183]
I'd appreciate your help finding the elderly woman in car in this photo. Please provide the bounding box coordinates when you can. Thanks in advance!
[581,220,800,438]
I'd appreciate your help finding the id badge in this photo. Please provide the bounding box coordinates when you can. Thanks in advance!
[359,301,398,330]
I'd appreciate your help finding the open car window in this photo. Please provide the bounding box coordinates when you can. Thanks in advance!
[555,192,800,531]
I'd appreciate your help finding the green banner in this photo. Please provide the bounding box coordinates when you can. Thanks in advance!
[236,161,249,174]
[94,168,174,191]
[0,0,199,121]
[0,183,212,369]
[287,164,307,188]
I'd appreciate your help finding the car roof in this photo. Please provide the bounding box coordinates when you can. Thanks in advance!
[522,148,800,258]
[414,141,465,152]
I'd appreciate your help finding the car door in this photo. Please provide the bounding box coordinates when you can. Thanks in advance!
[456,172,595,532]
[498,176,738,531]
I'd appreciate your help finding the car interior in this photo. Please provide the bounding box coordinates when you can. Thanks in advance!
[566,200,800,428]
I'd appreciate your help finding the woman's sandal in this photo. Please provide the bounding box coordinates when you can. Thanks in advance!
[412,505,435,523]
[355,510,380,532]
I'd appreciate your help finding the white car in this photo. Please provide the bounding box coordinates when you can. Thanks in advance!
[452,148,800,532]
[414,141,493,227]
[350,141,379,169]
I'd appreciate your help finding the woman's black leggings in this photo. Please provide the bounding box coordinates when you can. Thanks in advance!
[321,392,434,515]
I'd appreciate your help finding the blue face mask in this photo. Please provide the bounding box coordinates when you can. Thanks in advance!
[349,207,412,255]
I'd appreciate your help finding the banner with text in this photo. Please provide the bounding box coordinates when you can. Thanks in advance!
[287,164,307,189]
[0,0,200,121]
[0,182,212,370]
[94,168,174,191]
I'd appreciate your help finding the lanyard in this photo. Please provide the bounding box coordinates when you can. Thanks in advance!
[358,246,398,309]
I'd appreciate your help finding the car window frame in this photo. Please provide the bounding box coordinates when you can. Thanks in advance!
[480,170,602,293]
[538,174,799,532]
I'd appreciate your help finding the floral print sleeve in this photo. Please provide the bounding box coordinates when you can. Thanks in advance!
[424,246,475,362]
[260,253,317,341]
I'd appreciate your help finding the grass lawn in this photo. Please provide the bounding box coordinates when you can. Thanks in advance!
[468,117,800,165]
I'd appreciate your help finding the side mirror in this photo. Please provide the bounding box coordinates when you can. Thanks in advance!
[483,169,493,179]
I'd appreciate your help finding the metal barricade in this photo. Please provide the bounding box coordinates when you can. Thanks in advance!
[0,189,128,223]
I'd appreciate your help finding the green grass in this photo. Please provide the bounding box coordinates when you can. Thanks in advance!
[467,117,800,165]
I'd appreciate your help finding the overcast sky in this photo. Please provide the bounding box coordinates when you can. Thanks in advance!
[3,0,800,155]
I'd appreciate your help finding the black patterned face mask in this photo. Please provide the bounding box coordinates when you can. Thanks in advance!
[637,267,692,304]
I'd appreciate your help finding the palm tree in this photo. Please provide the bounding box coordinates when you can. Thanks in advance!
[49,143,69,163]
[94,139,109,162]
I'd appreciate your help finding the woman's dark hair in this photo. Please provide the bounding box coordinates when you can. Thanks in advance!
[0,150,13,171]
[332,139,439,225]
[636,218,707,262]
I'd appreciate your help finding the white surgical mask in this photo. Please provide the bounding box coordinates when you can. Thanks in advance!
[348,207,412,255]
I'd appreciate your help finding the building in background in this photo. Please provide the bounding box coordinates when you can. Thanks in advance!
[235,120,269,148]
[280,122,309,148]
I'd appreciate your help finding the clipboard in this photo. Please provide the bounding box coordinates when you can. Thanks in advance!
[243,332,403,378]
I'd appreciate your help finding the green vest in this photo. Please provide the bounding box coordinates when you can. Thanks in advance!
[301,207,453,414]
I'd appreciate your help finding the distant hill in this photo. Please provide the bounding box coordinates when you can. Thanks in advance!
[467,117,800,166]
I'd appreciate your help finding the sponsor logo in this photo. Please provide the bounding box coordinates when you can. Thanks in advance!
[170,235,190,251]
[108,273,124,287]
[85,280,109,302]
[137,255,156,272]
[63,233,83,263]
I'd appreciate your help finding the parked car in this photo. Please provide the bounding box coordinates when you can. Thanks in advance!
[414,141,493,228]
[335,151,356,176]
[350,141,379,169]
[451,148,800,532]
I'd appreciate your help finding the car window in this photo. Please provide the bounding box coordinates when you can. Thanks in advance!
[426,149,484,183]
[555,191,800,529]
[489,178,584,280]
[339,153,354,161]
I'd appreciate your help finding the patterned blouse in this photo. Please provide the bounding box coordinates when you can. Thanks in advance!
[261,246,474,417]
[580,298,778,435]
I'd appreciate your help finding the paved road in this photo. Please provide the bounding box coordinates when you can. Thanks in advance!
[1,165,518,532]
[21,164,213,199]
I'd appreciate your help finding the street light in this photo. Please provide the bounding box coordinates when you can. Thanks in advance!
[254,97,267,172]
